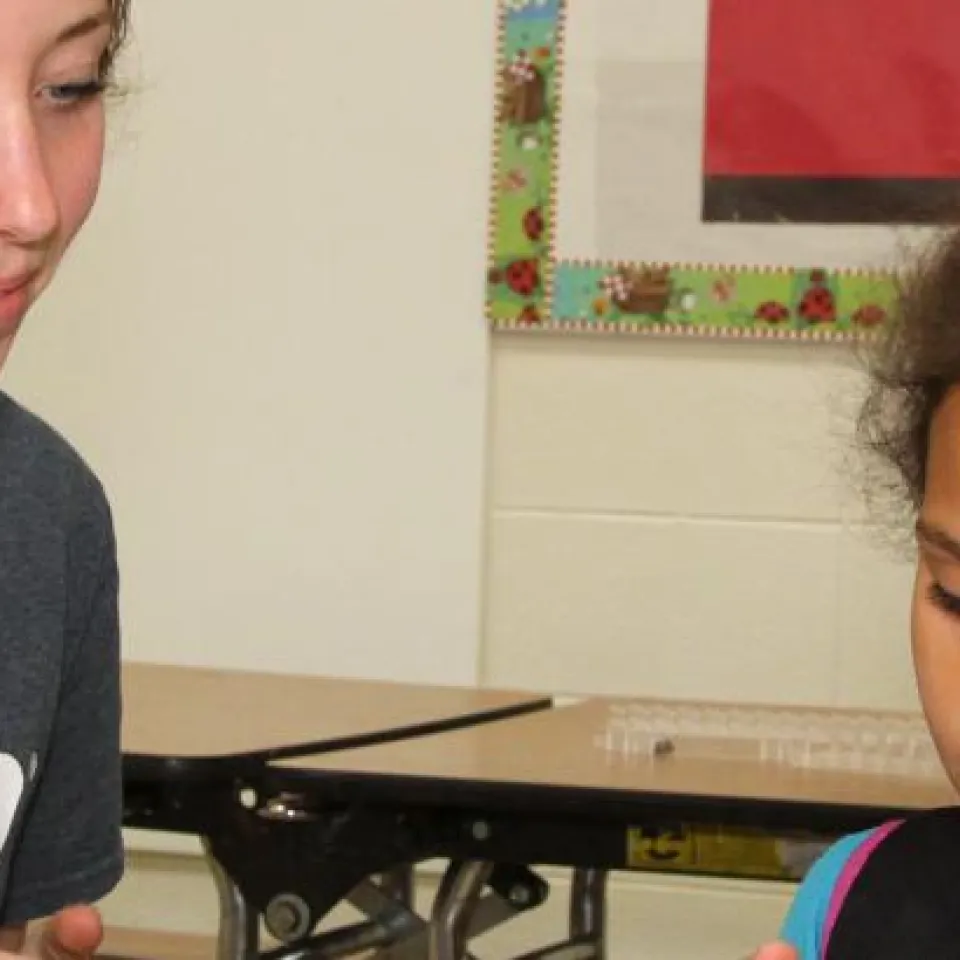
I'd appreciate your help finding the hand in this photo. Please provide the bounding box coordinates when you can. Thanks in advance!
[752,943,799,960]
[21,906,103,959]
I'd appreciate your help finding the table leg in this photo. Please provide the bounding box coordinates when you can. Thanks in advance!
[203,838,260,960]
[428,862,492,960]
[508,872,607,960]
[260,919,408,959]
[347,878,428,958]
[370,877,521,960]
[569,869,607,958]
[379,867,415,909]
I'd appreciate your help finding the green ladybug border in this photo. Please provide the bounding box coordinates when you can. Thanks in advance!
[484,0,898,341]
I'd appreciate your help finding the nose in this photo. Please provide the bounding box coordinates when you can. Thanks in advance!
[0,102,59,248]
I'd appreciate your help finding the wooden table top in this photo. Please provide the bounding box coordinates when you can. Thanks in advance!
[121,662,550,763]
[271,697,958,813]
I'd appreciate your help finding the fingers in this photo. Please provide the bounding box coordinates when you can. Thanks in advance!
[752,943,799,960]
[37,907,102,959]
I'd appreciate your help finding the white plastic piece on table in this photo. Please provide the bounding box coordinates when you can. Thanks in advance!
[594,701,941,778]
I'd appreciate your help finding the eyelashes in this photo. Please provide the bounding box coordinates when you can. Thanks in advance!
[43,79,107,109]
[928,582,960,617]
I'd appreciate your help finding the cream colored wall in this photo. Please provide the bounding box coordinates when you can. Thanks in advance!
[95,331,921,954]
[4,0,494,688]
[482,334,920,713]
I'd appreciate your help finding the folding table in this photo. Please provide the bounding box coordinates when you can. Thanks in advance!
[265,697,957,960]
[121,662,553,959]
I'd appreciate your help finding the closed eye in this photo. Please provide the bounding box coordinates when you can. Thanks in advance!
[928,582,960,617]
[42,79,106,108]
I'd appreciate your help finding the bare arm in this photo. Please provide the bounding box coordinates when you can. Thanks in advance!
[0,925,26,951]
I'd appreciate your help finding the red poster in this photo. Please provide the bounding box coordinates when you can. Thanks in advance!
[703,0,960,224]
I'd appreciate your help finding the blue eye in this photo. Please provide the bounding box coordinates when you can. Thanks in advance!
[928,582,960,617]
[43,80,106,107]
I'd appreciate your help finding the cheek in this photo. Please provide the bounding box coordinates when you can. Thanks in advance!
[912,563,960,785]
[47,110,105,248]
[912,565,933,696]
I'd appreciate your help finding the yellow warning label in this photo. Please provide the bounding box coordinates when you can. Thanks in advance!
[625,824,829,881]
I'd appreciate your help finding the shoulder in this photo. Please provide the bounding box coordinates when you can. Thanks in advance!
[0,392,111,533]
[0,394,116,664]
[779,822,902,960]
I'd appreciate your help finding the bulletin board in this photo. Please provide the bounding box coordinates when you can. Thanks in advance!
[486,0,957,340]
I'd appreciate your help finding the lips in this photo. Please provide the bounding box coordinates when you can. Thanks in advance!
[0,273,36,296]
[0,275,36,327]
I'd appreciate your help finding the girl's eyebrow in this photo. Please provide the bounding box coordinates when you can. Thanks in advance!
[916,519,960,562]
[53,10,111,48]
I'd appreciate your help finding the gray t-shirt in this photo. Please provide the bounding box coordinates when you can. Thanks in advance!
[0,393,123,924]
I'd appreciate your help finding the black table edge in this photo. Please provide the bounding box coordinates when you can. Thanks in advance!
[263,763,958,837]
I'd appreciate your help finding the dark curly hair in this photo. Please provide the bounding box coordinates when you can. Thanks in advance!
[857,226,960,525]
[103,0,132,82]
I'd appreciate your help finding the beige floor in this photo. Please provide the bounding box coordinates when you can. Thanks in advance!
[101,928,214,959]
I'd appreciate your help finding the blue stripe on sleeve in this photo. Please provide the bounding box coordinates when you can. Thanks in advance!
[779,829,878,960]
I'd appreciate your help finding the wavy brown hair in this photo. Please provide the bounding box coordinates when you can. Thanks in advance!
[103,0,132,81]
[856,226,960,525]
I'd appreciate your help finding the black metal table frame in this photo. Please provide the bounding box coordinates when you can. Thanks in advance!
[125,754,923,960]
[120,695,554,960]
